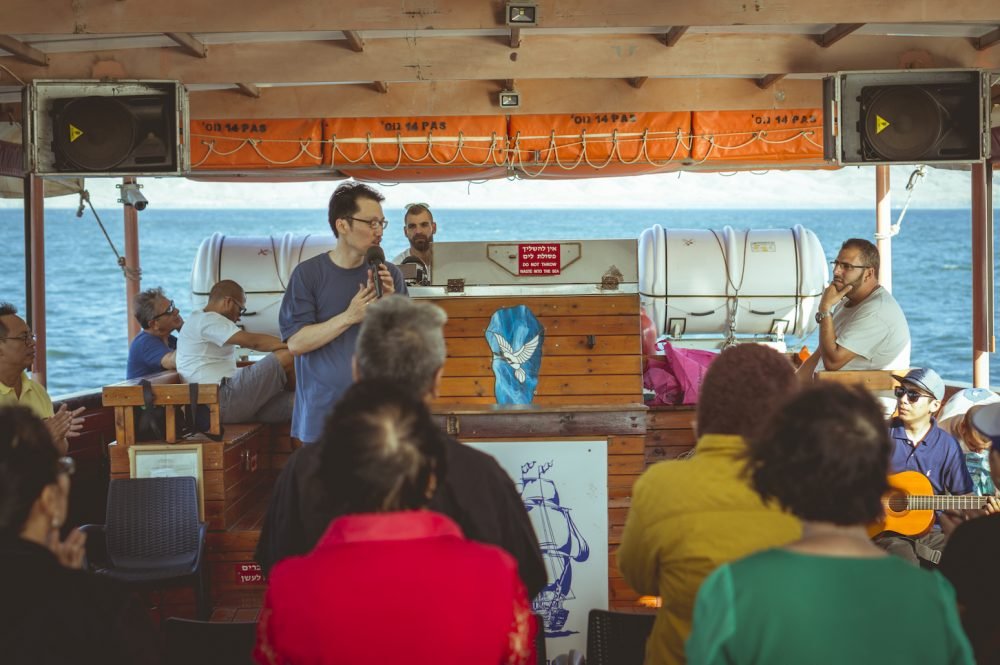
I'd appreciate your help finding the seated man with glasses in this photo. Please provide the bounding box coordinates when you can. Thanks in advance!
[279,181,407,446]
[797,238,910,411]
[394,202,436,278]
[0,302,84,454]
[876,367,974,567]
[177,280,294,424]
[126,286,184,379]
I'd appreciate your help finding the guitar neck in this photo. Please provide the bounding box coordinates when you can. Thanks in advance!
[906,495,989,510]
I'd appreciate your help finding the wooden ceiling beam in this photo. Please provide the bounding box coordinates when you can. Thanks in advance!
[6,1,1000,33]
[0,34,48,67]
[817,23,864,48]
[235,83,260,97]
[662,26,688,47]
[3,34,998,84]
[756,74,786,90]
[343,30,365,52]
[187,78,825,119]
[165,32,207,58]
[975,26,1000,51]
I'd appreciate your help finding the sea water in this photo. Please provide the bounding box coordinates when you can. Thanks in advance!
[0,207,997,395]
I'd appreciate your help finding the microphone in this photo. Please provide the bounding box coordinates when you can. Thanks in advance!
[365,246,386,298]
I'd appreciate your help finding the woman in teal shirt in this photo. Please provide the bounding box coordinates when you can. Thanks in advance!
[687,383,974,665]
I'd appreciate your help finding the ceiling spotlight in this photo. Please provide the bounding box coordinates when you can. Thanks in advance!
[499,90,521,108]
[506,3,538,26]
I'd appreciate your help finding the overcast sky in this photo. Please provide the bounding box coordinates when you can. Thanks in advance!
[0,164,994,210]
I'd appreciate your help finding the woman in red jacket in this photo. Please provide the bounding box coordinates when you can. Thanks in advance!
[254,380,535,665]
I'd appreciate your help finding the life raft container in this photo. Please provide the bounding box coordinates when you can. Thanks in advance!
[638,224,827,341]
[191,233,335,337]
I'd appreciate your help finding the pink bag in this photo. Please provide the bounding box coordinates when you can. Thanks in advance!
[644,342,717,405]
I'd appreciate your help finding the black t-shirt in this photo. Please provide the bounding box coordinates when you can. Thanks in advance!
[256,428,546,599]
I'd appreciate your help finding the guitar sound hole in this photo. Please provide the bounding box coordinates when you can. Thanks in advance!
[885,492,909,513]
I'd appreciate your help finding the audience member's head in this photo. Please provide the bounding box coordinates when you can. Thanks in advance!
[315,380,445,516]
[354,296,447,399]
[939,388,1000,454]
[970,404,1000,490]
[328,181,385,238]
[133,286,183,333]
[839,238,881,277]
[0,406,71,538]
[747,383,890,526]
[695,344,796,441]
[0,302,35,375]
[894,367,945,427]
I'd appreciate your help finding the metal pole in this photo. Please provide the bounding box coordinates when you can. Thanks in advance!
[123,177,141,341]
[971,161,994,388]
[27,175,46,387]
[875,165,892,291]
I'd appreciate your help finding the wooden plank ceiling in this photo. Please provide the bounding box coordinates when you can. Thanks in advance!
[0,1,997,118]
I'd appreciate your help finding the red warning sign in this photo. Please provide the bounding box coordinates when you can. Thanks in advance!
[518,243,561,275]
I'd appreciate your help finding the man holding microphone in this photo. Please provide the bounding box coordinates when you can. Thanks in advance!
[279,182,407,446]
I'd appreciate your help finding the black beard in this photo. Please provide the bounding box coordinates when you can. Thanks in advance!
[410,236,431,251]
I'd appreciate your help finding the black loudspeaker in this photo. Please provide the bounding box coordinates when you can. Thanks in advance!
[826,70,990,166]
[50,95,176,172]
[24,80,189,176]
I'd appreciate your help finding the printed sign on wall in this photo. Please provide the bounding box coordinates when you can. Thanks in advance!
[466,440,609,662]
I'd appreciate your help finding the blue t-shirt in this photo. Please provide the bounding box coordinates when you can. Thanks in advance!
[126,331,177,379]
[279,253,407,443]
[889,417,974,495]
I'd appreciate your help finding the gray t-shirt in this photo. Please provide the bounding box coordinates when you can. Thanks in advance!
[279,253,407,443]
[819,285,911,371]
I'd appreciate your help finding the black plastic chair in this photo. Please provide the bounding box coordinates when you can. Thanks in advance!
[586,609,656,665]
[80,477,209,619]
[163,618,257,665]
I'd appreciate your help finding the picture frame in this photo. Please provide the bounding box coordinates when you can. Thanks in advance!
[128,444,205,520]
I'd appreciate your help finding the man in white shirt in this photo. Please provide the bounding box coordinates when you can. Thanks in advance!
[177,280,294,424]
[393,203,436,278]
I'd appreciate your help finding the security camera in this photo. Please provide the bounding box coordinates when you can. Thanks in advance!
[117,182,148,211]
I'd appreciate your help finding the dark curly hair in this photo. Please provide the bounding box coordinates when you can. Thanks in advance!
[696,344,797,441]
[0,406,60,532]
[747,383,890,525]
[315,380,445,515]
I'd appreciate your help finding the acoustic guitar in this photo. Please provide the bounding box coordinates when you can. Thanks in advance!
[867,471,989,538]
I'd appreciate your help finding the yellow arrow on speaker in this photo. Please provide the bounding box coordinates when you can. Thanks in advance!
[68,124,83,142]
[875,115,890,134]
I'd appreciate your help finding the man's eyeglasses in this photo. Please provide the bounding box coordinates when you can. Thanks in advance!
[346,216,389,231]
[830,260,869,272]
[149,300,177,323]
[57,456,76,476]
[894,386,932,403]
[227,297,248,317]
[0,331,35,344]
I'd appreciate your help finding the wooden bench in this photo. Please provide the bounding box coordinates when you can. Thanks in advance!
[101,370,222,447]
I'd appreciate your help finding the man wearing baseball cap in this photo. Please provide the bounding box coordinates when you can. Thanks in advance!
[875,368,973,566]
[939,403,1000,662]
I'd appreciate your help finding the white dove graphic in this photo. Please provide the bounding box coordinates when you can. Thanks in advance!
[492,332,541,383]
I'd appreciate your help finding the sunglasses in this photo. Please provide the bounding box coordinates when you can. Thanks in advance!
[149,300,178,322]
[405,202,431,212]
[894,386,932,402]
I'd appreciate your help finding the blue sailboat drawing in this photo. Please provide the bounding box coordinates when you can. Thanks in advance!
[485,305,544,404]
[520,461,590,636]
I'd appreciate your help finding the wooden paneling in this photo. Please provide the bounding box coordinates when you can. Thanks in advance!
[102,383,219,407]
[434,295,640,318]
[444,355,642,377]
[446,334,639,357]
[446,314,638,338]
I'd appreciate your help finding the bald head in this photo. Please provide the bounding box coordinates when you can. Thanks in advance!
[208,280,244,304]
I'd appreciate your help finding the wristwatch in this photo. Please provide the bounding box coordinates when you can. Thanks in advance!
[815,310,832,323]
